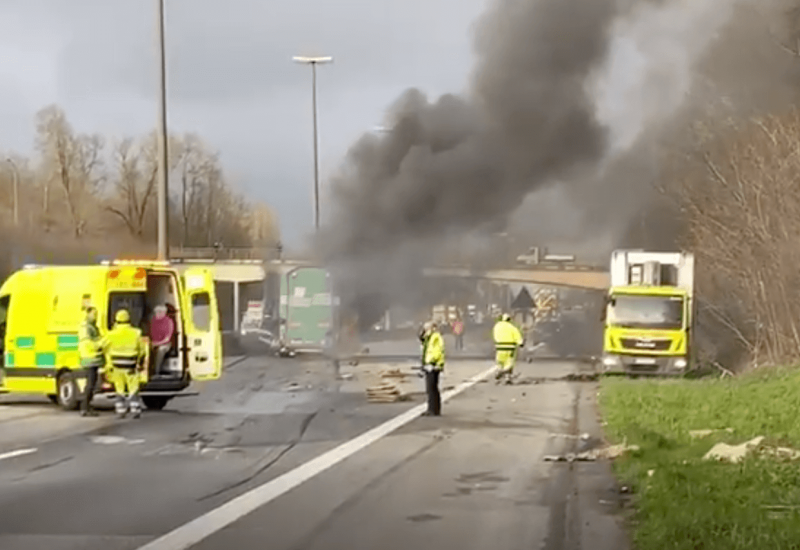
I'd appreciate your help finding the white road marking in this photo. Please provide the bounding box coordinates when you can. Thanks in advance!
[90,436,145,446]
[0,448,37,462]
[136,364,497,550]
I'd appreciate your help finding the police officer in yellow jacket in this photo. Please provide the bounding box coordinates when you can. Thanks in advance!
[493,313,523,384]
[421,321,445,416]
[107,309,146,418]
[78,306,107,417]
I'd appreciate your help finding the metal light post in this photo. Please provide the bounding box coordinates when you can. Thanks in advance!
[293,55,332,231]
[155,0,170,260]
[5,158,18,227]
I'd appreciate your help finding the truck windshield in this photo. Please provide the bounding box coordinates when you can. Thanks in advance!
[607,295,684,330]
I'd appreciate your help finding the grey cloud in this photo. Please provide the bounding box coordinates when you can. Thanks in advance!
[50,0,485,103]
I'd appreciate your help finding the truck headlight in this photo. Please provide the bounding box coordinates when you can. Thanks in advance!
[674,358,687,369]
[602,356,619,367]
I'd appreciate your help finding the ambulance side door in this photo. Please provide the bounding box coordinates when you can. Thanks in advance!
[181,268,222,381]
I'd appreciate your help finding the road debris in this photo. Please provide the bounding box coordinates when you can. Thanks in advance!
[543,442,639,462]
[366,382,408,403]
[689,428,734,439]
[548,432,591,440]
[763,446,800,460]
[703,436,764,463]
[703,436,800,463]
[380,368,408,379]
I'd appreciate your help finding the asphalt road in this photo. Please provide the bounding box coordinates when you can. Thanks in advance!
[0,350,628,550]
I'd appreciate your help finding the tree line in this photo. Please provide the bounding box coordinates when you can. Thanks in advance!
[0,104,279,275]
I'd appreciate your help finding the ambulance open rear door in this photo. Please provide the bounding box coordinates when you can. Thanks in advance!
[181,268,222,381]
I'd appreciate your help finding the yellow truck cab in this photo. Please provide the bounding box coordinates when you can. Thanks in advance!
[601,250,695,377]
[0,260,222,410]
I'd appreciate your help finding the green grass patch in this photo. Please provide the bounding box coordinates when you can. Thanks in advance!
[600,368,800,550]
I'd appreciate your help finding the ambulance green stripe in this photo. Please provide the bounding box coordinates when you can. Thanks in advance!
[57,334,79,350]
[35,352,56,367]
[15,336,34,349]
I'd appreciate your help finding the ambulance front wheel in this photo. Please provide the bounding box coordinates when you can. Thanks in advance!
[56,371,80,411]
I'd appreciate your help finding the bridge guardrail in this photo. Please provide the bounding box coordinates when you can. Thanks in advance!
[170,247,279,261]
[431,262,606,272]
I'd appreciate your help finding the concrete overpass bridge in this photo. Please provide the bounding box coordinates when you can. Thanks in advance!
[167,247,609,330]
[169,247,608,287]
[421,266,608,290]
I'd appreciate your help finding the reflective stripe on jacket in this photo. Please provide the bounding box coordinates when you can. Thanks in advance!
[79,320,106,365]
[493,321,523,351]
[424,331,445,368]
[107,323,145,368]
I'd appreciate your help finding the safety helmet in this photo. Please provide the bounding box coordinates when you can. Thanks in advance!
[501,313,511,322]
[115,309,131,324]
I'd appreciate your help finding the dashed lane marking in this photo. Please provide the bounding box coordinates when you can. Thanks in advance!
[0,448,37,462]
[135,364,497,550]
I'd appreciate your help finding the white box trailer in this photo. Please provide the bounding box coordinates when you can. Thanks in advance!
[610,250,694,292]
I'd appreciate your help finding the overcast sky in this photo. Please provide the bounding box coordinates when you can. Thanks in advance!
[0,0,488,245]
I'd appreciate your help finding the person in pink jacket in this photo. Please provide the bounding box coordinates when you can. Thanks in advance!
[149,305,175,376]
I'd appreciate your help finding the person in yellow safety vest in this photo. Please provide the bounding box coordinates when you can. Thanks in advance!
[78,306,108,417]
[106,309,146,418]
[421,321,446,416]
[493,313,524,384]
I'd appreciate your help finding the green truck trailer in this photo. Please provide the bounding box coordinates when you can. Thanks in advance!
[277,266,339,355]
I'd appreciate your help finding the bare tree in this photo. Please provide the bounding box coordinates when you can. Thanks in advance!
[106,136,158,237]
[667,108,800,368]
[0,103,278,278]
[35,105,104,237]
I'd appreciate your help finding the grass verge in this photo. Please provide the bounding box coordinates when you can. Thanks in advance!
[599,368,800,550]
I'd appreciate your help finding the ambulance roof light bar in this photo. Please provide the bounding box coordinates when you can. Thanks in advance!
[111,259,171,266]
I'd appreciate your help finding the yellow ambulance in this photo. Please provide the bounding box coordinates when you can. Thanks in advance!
[0,260,222,410]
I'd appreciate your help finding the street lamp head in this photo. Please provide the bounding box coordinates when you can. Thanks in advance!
[293,56,333,64]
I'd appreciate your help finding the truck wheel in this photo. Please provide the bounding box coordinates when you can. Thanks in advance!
[142,396,172,411]
[56,372,80,411]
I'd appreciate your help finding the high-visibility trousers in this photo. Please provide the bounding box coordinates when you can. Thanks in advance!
[496,349,517,372]
[109,366,140,397]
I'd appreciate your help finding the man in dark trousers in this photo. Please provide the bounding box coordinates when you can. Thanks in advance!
[78,306,107,417]
[421,321,446,416]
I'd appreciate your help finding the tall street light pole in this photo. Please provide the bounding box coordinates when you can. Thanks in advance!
[155,0,170,260]
[293,55,332,231]
[5,158,18,227]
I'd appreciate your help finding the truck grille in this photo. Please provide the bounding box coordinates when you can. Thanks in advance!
[620,338,671,351]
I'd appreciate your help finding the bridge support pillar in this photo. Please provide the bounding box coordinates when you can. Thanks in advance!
[233,281,240,333]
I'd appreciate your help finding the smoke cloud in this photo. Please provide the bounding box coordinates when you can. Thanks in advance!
[320,0,772,315]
